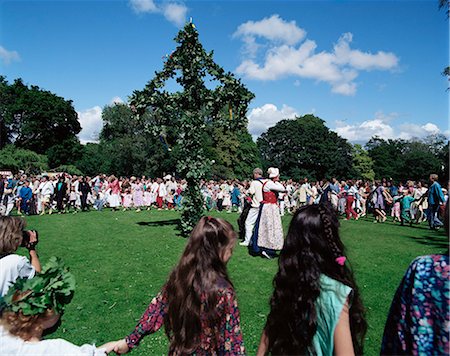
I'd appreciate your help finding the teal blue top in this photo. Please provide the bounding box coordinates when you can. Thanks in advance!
[311,274,352,356]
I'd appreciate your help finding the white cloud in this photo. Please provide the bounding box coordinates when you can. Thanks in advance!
[234,16,399,96]
[162,3,188,27]
[335,119,395,141]
[332,111,446,142]
[398,122,442,140]
[248,103,298,139]
[128,0,187,27]
[234,14,306,46]
[130,0,158,13]
[77,106,102,144]
[333,33,399,70]
[0,45,20,65]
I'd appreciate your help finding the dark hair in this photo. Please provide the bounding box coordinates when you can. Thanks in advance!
[265,204,367,355]
[163,216,236,354]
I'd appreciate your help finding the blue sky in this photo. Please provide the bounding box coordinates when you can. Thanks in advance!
[1,0,448,143]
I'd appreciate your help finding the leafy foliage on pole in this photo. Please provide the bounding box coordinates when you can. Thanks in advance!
[130,22,254,236]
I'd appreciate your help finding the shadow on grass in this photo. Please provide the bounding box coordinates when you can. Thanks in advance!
[136,219,181,227]
[403,230,448,249]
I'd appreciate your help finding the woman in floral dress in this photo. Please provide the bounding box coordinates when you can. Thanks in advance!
[103,217,245,355]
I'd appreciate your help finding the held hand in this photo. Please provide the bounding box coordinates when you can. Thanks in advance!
[113,339,129,354]
[100,339,129,354]
[99,341,121,354]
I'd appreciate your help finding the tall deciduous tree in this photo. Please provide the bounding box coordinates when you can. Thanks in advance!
[257,114,353,180]
[366,135,447,182]
[366,137,404,180]
[0,77,81,155]
[352,144,375,181]
[99,103,174,177]
[130,22,254,235]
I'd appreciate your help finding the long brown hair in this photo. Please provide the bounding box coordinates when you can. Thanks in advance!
[163,216,236,354]
[265,204,367,355]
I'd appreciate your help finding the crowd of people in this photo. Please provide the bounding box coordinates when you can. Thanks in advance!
[1,171,448,229]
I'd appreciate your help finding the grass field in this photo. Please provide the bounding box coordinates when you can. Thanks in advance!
[20,209,447,355]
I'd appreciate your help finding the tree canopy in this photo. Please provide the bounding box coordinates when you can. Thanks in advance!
[257,114,354,180]
[0,77,81,155]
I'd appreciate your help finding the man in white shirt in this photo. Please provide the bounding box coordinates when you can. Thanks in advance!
[240,168,266,246]
[38,176,54,215]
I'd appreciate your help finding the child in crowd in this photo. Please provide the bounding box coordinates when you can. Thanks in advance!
[257,204,367,355]
[0,257,106,355]
[103,216,245,355]
[166,191,174,210]
[399,190,415,226]
[68,186,77,213]
[122,189,133,211]
[143,187,152,211]
[93,191,106,211]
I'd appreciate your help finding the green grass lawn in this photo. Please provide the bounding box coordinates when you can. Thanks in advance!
[20,210,447,355]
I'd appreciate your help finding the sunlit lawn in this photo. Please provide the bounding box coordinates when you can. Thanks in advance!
[20,209,447,355]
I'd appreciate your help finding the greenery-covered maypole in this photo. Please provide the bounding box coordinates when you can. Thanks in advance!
[130,22,254,236]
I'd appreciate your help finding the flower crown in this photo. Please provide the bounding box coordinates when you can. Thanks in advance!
[0,257,75,316]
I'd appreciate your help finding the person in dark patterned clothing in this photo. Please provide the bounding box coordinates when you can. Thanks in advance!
[102,216,245,355]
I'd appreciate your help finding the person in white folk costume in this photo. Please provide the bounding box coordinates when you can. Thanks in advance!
[248,167,286,259]
[240,168,266,247]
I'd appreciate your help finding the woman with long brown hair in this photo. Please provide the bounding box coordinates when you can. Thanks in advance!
[257,204,367,355]
[103,216,244,355]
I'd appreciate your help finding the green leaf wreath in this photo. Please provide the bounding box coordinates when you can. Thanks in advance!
[1,257,75,316]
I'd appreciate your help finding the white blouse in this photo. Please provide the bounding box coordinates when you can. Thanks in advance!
[0,326,106,356]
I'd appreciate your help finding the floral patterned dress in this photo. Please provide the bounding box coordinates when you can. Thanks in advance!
[381,254,449,355]
[126,280,245,355]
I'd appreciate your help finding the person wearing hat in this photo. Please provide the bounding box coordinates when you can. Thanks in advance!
[249,167,286,259]
[0,257,107,355]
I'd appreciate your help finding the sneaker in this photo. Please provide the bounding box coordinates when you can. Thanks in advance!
[262,251,272,259]
[239,242,249,246]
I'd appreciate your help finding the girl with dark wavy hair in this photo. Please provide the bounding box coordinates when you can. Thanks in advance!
[104,216,245,355]
[257,204,367,355]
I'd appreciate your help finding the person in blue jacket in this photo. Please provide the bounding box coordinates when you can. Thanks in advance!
[427,174,445,230]
[18,180,33,215]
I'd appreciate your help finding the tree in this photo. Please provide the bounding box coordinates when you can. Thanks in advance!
[352,144,375,181]
[0,145,48,174]
[257,114,353,180]
[75,143,110,177]
[0,77,81,154]
[46,137,83,168]
[130,22,254,235]
[366,137,405,180]
[98,103,175,177]
[401,139,443,181]
[366,135,448,182]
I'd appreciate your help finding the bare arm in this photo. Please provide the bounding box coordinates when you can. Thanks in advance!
[27,231,41,273]
[28,250,41,273]
[333,299,354,356]
[256,330,268,356]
